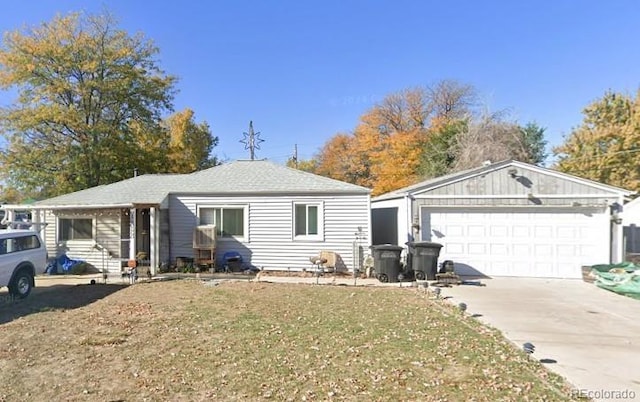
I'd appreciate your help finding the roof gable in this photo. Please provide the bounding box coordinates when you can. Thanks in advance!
[373,160,634,201]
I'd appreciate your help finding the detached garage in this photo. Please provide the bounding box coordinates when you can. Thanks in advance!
[371,160,633,279]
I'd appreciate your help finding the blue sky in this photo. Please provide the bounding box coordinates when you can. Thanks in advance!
[1,1,639,165]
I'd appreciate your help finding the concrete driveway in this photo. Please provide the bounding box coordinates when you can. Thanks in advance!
[440,277,640,401]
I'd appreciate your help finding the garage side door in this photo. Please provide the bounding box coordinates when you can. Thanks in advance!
[372,207,398,245]
[420,208,609,279]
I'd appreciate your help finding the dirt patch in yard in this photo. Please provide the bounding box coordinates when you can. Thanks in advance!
[0,280,581,401]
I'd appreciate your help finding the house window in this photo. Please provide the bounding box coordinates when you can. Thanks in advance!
[294,202,323,240]
[199,206,246,238]
[59,218,93,241]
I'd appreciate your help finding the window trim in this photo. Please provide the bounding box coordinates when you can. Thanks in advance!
[57,215,96,243]
[196,204,249,242]
[292,201,324,241]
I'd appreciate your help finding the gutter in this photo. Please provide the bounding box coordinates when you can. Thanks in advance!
[2,203,136,210]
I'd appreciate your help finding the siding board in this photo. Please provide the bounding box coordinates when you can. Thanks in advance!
[423,165,617,201]
[39,209,123,274]
[169,194,370,271]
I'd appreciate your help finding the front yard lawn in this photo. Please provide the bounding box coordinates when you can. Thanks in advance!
[0,280,578,401]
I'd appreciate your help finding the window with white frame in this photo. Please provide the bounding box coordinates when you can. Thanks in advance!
[59,217,93,241]
[293,202,323,240]
[199,206,246,238]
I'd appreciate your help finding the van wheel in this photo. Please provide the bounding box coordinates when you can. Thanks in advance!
[378,273,389,283]
[414,270,426,281]
[9,270,33,299]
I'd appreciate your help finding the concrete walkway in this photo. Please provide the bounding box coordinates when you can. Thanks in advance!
[440,277,640,401]
[33,272,389,288]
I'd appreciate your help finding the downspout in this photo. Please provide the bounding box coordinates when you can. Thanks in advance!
[150,207,160,275]
[129,208,137,263]
[609,203,615,264]
[366,194,372,250]
[405,193,413,244]
[618,195,625,263]
[609,199,624,264]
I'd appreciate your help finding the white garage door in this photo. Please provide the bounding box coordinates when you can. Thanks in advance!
[421,207,610,279]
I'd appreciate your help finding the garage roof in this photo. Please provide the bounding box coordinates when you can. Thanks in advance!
[373,160,634,201]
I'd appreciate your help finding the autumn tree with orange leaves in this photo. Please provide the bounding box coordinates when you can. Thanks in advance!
[310,81,477,195]
[300,80,548,195]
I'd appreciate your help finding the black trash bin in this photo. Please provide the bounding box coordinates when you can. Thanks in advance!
[370,245,403,283]
[406,242,443,280]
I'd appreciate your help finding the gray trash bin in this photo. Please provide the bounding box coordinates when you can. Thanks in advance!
[370,245,403,283]
[406,242,443,280]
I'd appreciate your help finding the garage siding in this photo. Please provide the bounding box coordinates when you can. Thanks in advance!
[425,166,610,197]
[414,197,614,207]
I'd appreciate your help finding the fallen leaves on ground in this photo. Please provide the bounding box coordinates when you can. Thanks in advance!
[0,280,578,401]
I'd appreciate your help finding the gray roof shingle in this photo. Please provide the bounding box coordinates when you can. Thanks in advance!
[35,160,370,208]
[186,160,369,194]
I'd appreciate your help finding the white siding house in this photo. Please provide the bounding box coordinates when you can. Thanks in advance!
[2,160,371,275]
[371,160,633,279]
[169,194,370,271]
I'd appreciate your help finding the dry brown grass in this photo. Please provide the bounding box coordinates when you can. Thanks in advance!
[0,280,579,401]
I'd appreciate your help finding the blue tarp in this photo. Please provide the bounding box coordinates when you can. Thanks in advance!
[45,254,85,275]
[223,251,243,263]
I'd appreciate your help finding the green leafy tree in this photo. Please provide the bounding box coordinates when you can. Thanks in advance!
[0,11,204,198]
[132,108,218,174]
[520,122,547,164]
[164,108,218,172]
[553,91,640,191]
[286,157,318,173]
[418,119,468,178]
[0,185,24,204]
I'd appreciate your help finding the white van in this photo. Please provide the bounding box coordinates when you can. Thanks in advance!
[0,230,47,299]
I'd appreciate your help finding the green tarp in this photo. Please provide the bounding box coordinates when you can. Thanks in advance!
[589,262,640,300]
